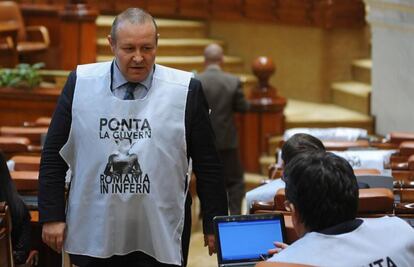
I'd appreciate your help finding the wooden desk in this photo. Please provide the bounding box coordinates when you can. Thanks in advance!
[10,171,39,191]
[10,155,41,171]
[0,87,60,127]
[0,126,48,145]
[0,22,18,67]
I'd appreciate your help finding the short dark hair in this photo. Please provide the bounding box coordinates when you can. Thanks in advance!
[284,151,359,231]
[281,133,325,164]
[111,8,158,43]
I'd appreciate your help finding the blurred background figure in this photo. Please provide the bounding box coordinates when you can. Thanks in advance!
[197,43,249,215]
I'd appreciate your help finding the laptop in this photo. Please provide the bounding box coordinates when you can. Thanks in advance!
[213,213,286,267]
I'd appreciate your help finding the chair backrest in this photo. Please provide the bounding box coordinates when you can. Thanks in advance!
[0,202,14,267]
[354,169,381,176]
[0,1,25,41]
[409,155,414,170]
[358,188,394,216]
[274,188,286,211]
[323,140,369,151]
[273,188,394,216]
[400,141,414,157]
[389,132,414,145]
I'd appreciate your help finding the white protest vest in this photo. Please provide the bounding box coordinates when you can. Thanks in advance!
[269,216,414,267]
[60,62,192,265]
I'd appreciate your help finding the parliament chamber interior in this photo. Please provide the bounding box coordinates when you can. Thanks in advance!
[1,0,414,266]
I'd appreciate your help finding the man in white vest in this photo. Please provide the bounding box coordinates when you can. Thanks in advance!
[38,8,228,267]
[267,152,414,266]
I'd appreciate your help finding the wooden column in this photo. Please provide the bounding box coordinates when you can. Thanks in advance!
[59,0,98,70]
[239,57,286,173]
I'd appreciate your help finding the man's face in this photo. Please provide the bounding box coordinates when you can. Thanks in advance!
[108,21,157,82]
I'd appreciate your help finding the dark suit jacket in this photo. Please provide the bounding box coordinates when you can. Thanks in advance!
[197,65,249,150]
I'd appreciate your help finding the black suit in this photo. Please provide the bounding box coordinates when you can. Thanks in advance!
[197,65,249,214]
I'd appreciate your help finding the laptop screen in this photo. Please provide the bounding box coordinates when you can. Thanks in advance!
[214,214,286,264]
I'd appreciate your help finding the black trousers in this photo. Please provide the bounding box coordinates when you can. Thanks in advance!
[70,194,192,267]
[218,148,245,215]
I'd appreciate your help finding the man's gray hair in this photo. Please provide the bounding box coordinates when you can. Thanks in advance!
[110,8,158,43]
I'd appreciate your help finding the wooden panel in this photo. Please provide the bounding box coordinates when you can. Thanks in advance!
[114,0,147,14]
[60,22,79,70]
[260,112,284,155]
[18,0,366,28]
[98,1,116,15]
[147,0,178,17]
[10,171,39,191]
[312,0,365,28]
[179,0,210,19]
[0,87,60,127]
[244,0,277,21]
[237,112,260,173]
[276,0,313,25]
[211,0,243,20]
[79,21,97,65]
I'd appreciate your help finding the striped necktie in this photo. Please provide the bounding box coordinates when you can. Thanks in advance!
[124,82,138,100]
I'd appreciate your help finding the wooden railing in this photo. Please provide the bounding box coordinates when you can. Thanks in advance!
[14,0,366,28]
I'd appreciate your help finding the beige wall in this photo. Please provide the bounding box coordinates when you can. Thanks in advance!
[365,0,414,135]
[209,21,370,103]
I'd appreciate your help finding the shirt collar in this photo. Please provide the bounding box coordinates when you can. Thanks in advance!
[316,218,363,235]
[112,59,154,90]
[205,64,221,71]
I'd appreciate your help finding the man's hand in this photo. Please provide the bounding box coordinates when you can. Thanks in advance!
[42,222,66,253]
[267,241,289,255]
[204,234,216,256]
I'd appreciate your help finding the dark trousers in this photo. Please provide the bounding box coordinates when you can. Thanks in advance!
[218,149,245,215]
[70,194,192,267]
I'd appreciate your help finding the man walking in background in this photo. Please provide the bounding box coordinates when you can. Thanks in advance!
[197,43,249,214]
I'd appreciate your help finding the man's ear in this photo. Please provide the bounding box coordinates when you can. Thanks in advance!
[291,204,307,238]
[108,35,115,53]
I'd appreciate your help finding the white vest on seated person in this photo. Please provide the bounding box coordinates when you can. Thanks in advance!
[269,216,414,267]
[283,127,368,142]
[332,149,396,172]
[60,61,192,265]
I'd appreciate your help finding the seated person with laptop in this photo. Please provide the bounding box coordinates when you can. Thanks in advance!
[267,151,414,266]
